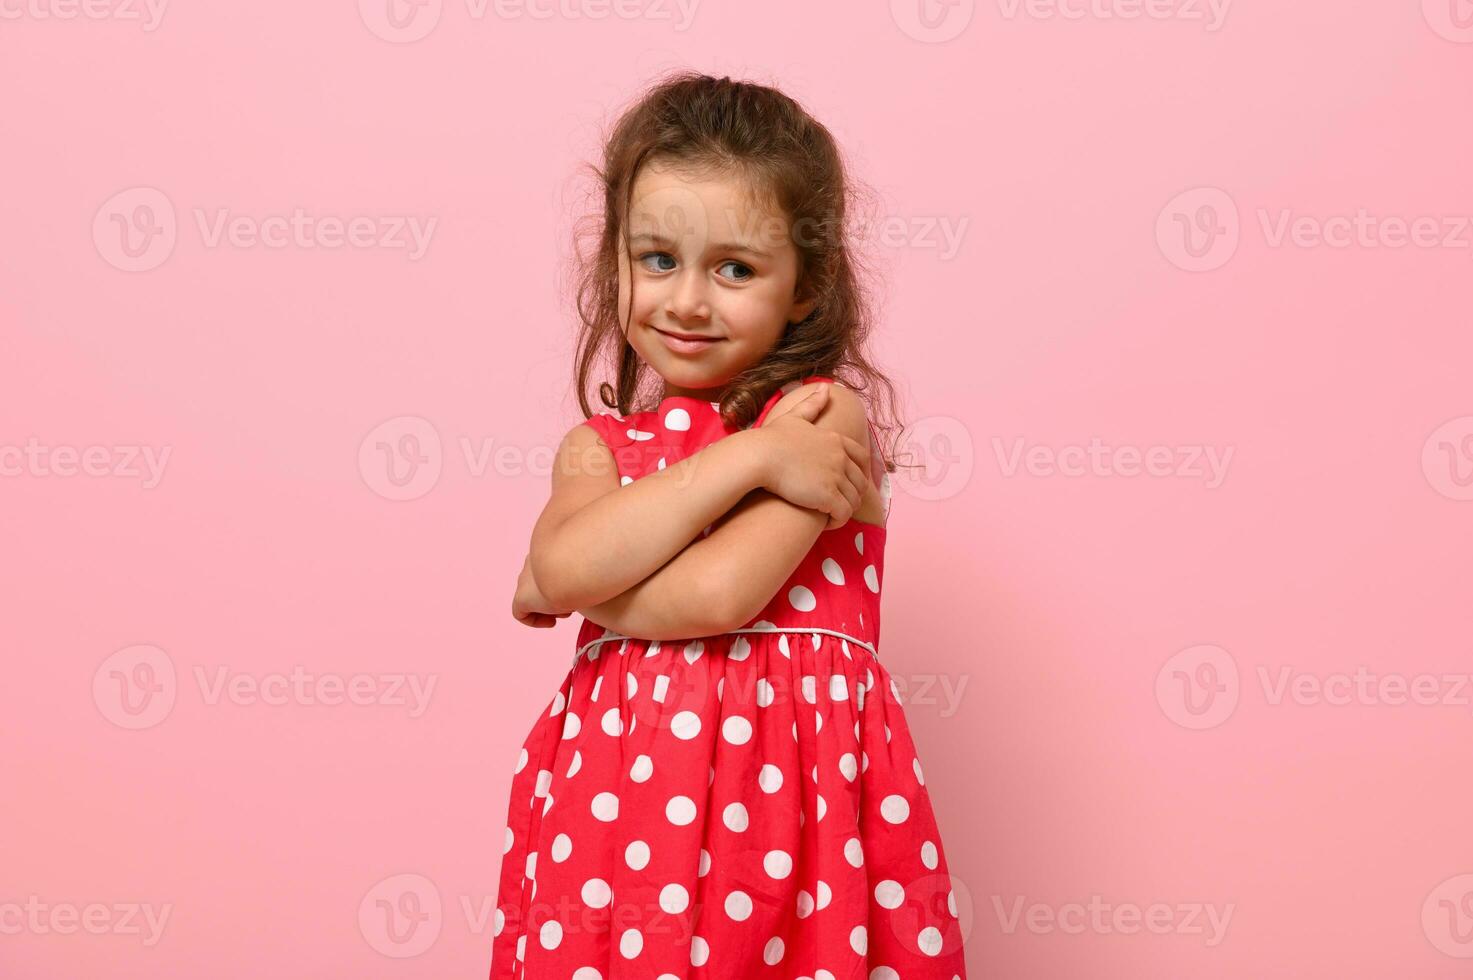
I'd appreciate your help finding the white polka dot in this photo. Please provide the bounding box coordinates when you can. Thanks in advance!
[566,750,582,778]
[625,673,637,699]
[816,880,832,910]
[671,711,701,740]
[620,928,643,958]
[549,691,566,716]
[664,407,691,431]
[591,792,619,822]
[725,890,753,921]
[503,826,513,854]
[683,639,704,664]
[796,890,814,918]
[572,969,602,980]
[582,878,611,907]
[839,753,858,781]
[551,834,572,862]
[922,840,939,869]
[729,636,752,661]
[690,936,709,966]
[627,427,654,441]
[763,850,793,878]
[821,558,845,585]
[830,675,850,701]
[801,675,817,704]
[864,565,880,592]
[875,879,905,909]
[601,707,623,736]
[764,936,785,964]
[653,674,670,701]
[514,747,528,773]
[918,926,944,956]
[872,968,899,980]
[539,919,562,949]
[844,838,864,867]
[789,585,817,612]
[758,763,784,793]
[698,849,711,876]
[630,754,654,782]
[667,795,697,826]
[723,716,753,745]
[757,679,775,707]
[881,794,910,823]
[723,802,749,832]
[850,925,868,956]
[854,530,865,554]
[625,840,650,870]
[659,883,689,913]
[493,907,504,936]
[817,794,827,821]
[534,769,552,798]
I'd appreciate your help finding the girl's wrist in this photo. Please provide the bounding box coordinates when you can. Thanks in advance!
[728,428,773,493]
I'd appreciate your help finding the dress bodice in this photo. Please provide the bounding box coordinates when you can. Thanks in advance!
[575,375,893,649]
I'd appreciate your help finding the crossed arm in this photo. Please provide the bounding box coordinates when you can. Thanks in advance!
[527,383,872,640]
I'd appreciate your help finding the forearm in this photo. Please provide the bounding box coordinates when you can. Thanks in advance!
[534,428,768,610]
[574,488,828,639]
[574,533,732,641]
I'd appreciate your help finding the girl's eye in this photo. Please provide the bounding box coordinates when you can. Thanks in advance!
[638,252,677,273]
[718,260,753,282]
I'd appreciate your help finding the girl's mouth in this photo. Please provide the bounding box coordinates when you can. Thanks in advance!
[653,326,724,355]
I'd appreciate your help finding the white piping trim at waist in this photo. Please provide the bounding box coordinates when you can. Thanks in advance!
[575,627,878,661]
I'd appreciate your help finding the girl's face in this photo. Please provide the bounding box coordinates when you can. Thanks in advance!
[618,160,815,401]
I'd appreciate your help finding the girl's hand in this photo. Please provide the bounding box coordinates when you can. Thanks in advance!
[512,553,574,628]
[751,385,873,530]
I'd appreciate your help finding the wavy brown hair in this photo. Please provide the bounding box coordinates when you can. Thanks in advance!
[568,69,911,476]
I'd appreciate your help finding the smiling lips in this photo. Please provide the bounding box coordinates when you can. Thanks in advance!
[653,326,723,354]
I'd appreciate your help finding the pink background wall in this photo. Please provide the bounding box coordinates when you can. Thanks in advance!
[4,1,1472,977]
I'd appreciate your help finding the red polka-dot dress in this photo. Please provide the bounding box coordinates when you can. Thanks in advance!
[490,376,968,980]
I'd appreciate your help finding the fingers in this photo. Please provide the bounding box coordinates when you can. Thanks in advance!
[842,434,871,472]
[791,384,829,419]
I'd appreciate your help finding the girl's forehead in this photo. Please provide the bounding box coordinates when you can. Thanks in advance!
[627,165,791,251]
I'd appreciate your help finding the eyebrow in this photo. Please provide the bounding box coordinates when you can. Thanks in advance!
[627,230,771,259]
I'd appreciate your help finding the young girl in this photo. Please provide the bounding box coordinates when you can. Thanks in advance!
[494,71,968,979]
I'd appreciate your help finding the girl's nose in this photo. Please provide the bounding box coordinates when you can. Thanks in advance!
[665,269,711,321]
